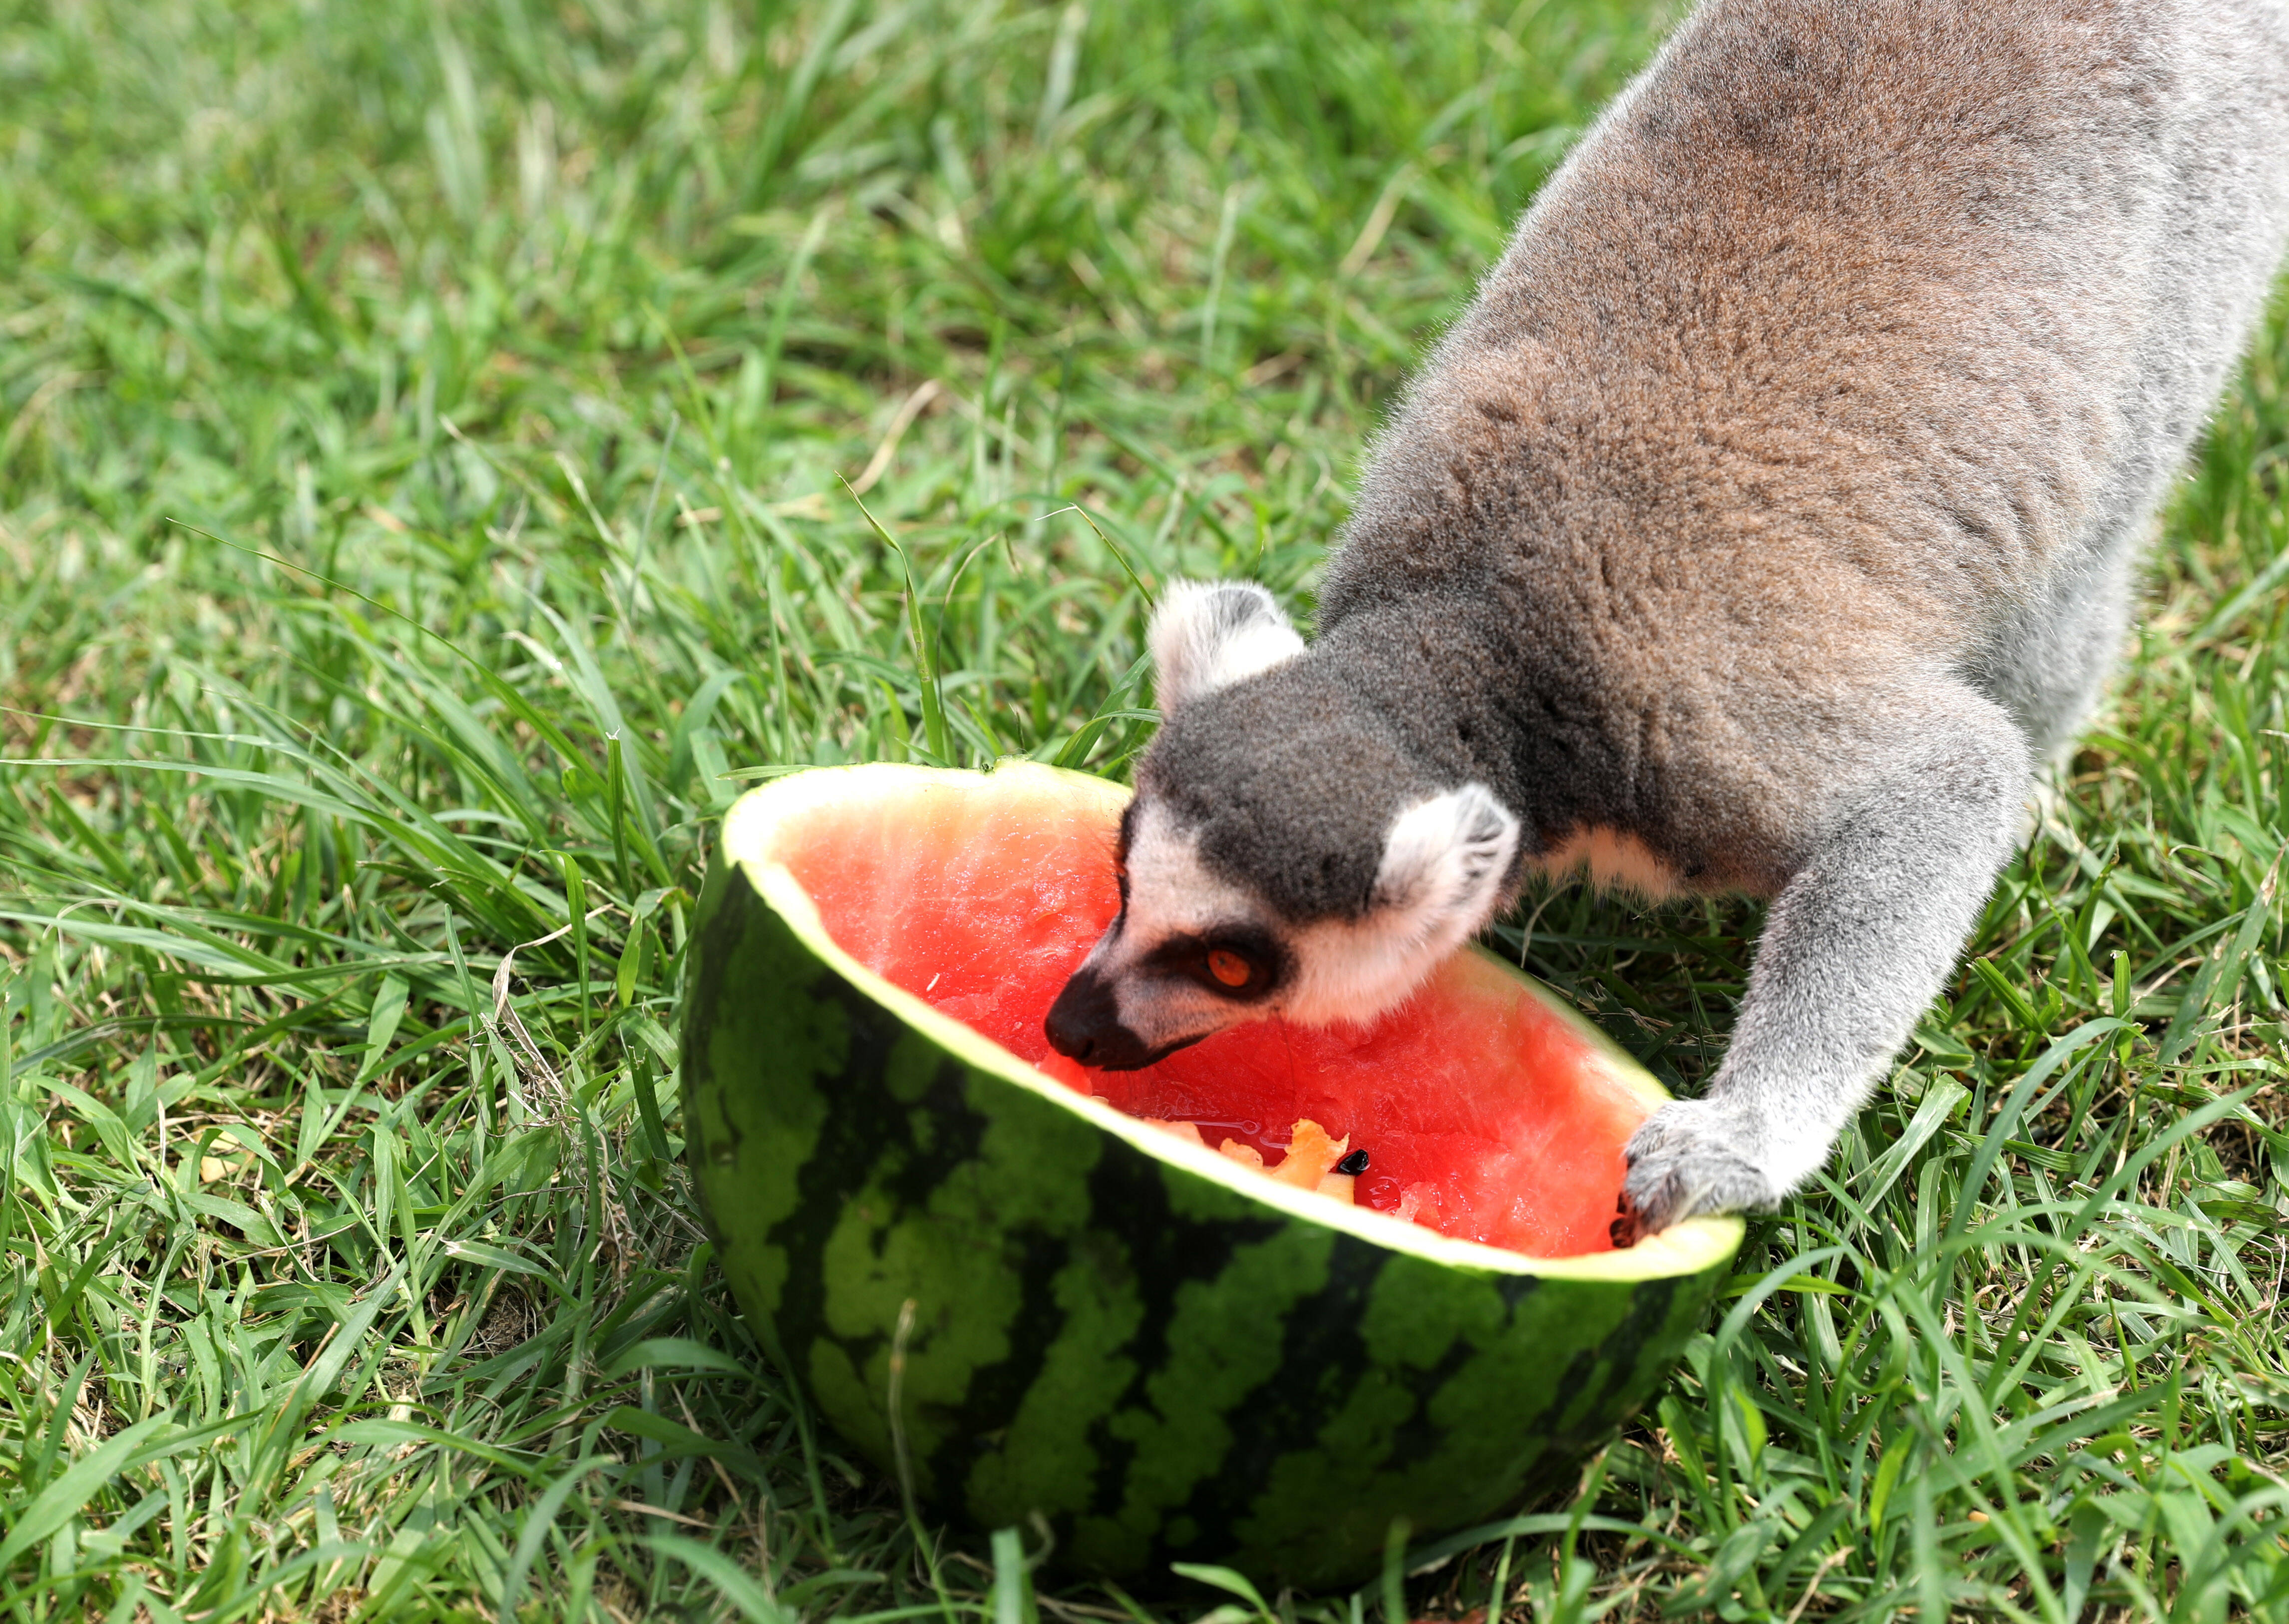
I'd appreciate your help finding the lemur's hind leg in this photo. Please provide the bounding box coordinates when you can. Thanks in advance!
[1619,691,2030,1235]
[1975,530,2149,767]
[1975,528,2146,847]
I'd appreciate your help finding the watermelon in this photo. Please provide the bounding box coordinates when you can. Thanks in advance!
[680,761,1742,1590]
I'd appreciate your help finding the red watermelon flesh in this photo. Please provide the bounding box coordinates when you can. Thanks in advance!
[771,774,1656,1258]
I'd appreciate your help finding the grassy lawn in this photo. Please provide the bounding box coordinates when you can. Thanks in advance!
[3,0,2288,1618]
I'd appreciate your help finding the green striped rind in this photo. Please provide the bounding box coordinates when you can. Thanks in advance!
[681,763,1742,1590]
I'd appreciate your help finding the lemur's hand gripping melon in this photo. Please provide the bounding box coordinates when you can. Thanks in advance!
[680,761,1741,1589]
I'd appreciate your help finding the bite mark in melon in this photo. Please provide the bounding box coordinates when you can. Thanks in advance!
[1144,1116,1374,1203]
[1267,1119,1348,1191]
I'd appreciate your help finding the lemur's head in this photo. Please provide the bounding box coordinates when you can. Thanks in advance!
[1044,581,1521,1070]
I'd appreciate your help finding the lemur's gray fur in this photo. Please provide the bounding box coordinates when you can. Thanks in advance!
[1044,0,2289,1238]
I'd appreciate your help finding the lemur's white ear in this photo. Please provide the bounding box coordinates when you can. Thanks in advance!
[1149,580,1305,712]
[1372,784,1520,946]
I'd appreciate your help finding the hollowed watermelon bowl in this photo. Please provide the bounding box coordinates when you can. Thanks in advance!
[679,760,1741,1590]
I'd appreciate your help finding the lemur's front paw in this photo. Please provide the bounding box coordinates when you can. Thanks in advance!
[1617,1099,1779,1238]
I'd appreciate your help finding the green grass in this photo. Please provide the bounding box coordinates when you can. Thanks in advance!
[3,0,2287,1618]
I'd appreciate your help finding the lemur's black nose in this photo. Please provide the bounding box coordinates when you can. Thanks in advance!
[1045,967,1158,1070]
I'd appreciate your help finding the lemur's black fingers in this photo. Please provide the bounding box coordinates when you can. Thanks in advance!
[1609,1192,1644,1250]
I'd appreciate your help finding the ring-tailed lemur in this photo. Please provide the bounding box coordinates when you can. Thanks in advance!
[1044,0,2289,1238]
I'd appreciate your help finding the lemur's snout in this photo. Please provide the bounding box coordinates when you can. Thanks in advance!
[1043,965,1165,1070]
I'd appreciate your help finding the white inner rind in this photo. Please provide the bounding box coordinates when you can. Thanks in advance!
[719,760,1745,1284]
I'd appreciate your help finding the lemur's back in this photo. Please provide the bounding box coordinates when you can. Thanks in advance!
[1322,0,2289,880]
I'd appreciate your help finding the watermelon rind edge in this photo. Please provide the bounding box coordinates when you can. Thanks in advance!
[717,759,1744,1283]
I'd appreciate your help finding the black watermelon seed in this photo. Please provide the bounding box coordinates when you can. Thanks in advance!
[1335,1148,1369,1176]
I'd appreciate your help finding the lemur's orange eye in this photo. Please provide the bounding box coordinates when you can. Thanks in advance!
[1206,949,1251,987]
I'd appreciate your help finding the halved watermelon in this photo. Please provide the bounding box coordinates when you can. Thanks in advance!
[681,761,1741,1589]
